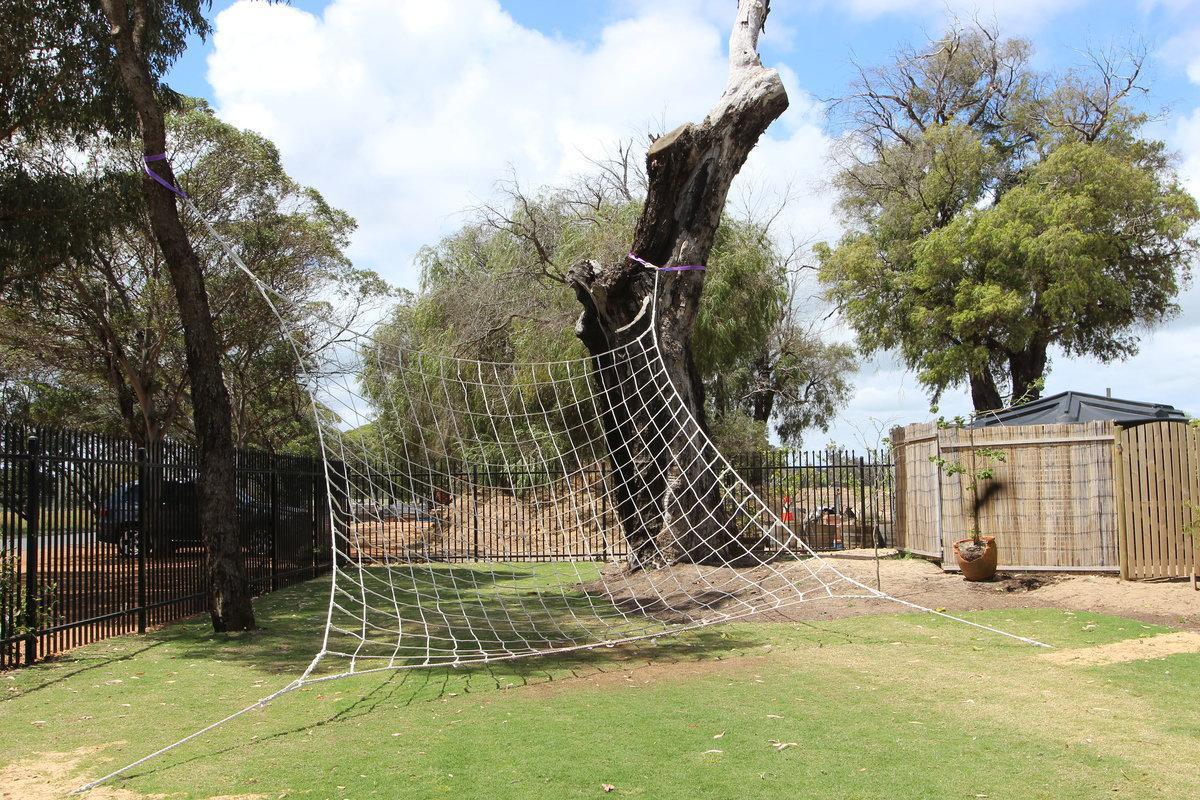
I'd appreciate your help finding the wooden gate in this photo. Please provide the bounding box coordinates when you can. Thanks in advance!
[1114,421,1200,580]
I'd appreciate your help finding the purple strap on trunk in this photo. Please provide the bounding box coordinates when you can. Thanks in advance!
[143,153,188,198]
[627,252,705,272]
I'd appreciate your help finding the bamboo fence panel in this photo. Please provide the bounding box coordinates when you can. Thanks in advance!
[893,421,1119,571]
[891,423,941,558]
[1115,421,1200,580]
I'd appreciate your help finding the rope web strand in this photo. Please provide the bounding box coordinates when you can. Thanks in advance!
[76,159,1049,794]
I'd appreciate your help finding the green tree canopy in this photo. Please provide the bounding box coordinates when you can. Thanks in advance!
[817,23,1199,411]
[1,1,211,288]
[1,0,207,143]
[0,100,387,450]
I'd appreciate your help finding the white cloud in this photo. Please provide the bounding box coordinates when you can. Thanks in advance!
[1162,26,1200,84]
[1174,107,1200,218]
[208,0,836,287]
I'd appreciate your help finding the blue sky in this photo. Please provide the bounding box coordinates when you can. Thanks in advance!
[164,0,1200,447]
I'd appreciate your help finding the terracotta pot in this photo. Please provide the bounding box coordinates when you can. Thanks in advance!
[953,535,998,581]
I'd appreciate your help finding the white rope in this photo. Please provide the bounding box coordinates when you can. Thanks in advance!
[72,677,305,793]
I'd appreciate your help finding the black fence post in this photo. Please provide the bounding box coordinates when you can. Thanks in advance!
[23,435,40,666]
[136,446,148,634]
[471,465,479,560]
[857,456,869,549]
[269,451,279,591]
[310,468,319,579]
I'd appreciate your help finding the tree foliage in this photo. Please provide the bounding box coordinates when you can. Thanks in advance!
[817,23,1199,410]
[1,1,212,286]
[3,0,308,631]
[0,101,386,450]
[1,0,208,143]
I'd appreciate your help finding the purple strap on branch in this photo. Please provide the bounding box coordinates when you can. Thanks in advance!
[627,252,705,272]
[143,153,188,198]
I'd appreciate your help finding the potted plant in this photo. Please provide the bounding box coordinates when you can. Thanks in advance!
[930,426,1007,581]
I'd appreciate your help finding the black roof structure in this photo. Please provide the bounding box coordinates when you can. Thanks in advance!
[968,391,1190,428]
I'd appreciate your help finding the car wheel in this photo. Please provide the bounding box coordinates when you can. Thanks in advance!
[117,527,158,558]
[253,526,272,556]
[117,527,141,558]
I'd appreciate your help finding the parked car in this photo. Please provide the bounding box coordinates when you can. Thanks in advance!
[95,480,295,557]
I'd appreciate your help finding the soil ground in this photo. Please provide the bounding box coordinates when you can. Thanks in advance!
[590,549,1200,630]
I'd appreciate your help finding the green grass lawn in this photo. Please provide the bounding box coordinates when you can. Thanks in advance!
[3,566,1199,800]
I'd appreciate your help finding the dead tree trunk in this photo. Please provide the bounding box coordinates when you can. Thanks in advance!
[569,0,787,569]
[100,0,255,631]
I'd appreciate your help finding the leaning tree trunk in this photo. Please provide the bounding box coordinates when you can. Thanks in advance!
[101,0,255,631]
[1007,337,1048,406]
[969,370,1003,414]
[569,0,787,570]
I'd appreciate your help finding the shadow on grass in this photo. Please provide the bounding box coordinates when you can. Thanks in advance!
[150,563,762,677]
[0,640,169,703]
[130,623,756,786]
[72,564,968,788]
[115,563,762,786]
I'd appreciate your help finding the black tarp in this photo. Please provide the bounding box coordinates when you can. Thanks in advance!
[968,391,1189,428]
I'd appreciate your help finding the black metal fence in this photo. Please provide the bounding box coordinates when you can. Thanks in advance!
[340,449,896,563]
[735,448,896,552]
[0,425,332,669]
[2,421,893,669]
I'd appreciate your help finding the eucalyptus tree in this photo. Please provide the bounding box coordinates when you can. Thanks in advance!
[365,2,850,567]
[0,102,383,451]
[365,168,852,474]
[2,0,253,629]
[563,0,795,566]
[817,22,1199,411]
[698,219,856,449]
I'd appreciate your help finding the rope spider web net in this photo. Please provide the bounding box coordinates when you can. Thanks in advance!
[77,187,1048,794]
[278,260,1048,679]
[312,301,868,674]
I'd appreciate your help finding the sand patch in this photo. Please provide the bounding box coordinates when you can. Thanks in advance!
[1042,631,1200,666]
[0,744,271,800]
[0,743,156,800]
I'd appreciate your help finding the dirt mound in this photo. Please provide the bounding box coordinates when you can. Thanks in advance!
[584,551,1200,630]
[991,573,1062,593]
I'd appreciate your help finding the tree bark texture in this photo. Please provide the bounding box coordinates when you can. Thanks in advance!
[569,1,787,569]
[1007,338,1048,406]
[100,0,255,630]
[969,370,1003,414]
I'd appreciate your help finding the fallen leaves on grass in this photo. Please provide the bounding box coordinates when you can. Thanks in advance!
[601,783,615,792]
[769,740,798,752]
